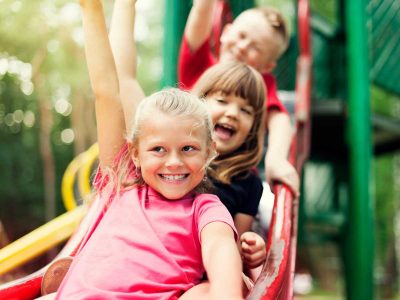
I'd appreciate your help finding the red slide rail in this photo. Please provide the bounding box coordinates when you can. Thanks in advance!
[0,199,104,299]
[247,0,312,298]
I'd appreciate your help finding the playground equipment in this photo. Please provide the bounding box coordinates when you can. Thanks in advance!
[0,143,100,278]
[274,0,398,299]
[0,1,310,299]
[2,0,398,298]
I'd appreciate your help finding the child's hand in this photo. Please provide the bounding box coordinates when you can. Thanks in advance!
[265,158,300,197]
[240,232,266,269]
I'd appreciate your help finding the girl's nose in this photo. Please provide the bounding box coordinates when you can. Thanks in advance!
[165,152,184,168]
[225,104,240,119]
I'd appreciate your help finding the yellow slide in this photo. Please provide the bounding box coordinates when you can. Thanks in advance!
[0,144,99,276]
[0,206,86,276]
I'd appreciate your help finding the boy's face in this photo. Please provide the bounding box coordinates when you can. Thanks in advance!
[219,11,280,73]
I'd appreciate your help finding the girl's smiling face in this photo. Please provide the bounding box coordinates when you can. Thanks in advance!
[206,92,254,155]
[133,111,210,200]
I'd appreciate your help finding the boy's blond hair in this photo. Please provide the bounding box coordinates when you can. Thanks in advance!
[240,6,289,61]
[193,62,266,184]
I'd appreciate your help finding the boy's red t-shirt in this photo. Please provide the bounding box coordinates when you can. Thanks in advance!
[178,36,288,114]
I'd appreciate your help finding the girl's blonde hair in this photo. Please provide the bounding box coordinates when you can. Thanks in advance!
[99,88,216,199]
[192,62,266,184]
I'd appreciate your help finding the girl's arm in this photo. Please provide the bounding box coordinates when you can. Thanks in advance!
[80,0,125,169]
[201,222,243,300]
[185,0,218,51]
[109,0,144,133]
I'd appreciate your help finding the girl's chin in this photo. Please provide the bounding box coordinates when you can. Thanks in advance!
[215,145,234,156]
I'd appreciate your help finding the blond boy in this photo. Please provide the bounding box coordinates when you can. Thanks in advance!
[179,1,300,196]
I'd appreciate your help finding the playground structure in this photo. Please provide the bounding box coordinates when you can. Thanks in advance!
[0,0,309,298]
[0,0,399,299]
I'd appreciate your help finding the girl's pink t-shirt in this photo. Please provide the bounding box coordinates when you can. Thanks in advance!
[56,184,236,299]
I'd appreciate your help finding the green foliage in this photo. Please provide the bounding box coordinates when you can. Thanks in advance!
[374,155,395,261]
[0,70,44,237]
[371,86,400,117]
[310,0,338,26]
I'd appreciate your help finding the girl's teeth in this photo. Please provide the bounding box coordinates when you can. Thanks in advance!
[162,174,186,181]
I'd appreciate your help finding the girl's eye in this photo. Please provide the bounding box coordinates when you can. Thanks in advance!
[182,145,195,152]
[215,98,227,104]
[152,146,165,153]
[241,107,254,115]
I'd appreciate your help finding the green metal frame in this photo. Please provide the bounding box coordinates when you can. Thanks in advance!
[343,0,374,298]
[161,0,191,87]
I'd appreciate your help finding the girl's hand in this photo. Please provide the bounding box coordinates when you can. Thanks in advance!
[240,232,266,269]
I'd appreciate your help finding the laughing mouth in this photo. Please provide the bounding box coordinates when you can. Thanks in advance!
[214,123,237,139]
[159,174,189,182]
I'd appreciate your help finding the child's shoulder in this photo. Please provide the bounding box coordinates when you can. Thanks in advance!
[194,192,220,202]
[193,193,226,210]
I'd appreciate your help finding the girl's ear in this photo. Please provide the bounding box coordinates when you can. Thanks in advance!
[130,145,140,168]
[207,141,218,164]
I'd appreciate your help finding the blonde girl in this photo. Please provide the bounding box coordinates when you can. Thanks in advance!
[109,0,268,276]
[53,1,243,299]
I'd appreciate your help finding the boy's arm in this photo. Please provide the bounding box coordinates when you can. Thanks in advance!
[80,0,125,169]
[201,222,243,299]
[184,0,218,51]
[109,0,145,133]
[265,110,300,197]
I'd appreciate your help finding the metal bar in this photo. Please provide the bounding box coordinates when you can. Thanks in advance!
[161,0,191,87]
[344,0,374,298]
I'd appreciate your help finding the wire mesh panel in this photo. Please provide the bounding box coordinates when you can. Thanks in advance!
[368,0,400,95]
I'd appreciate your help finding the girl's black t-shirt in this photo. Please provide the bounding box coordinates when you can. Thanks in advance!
[211,171,263,218]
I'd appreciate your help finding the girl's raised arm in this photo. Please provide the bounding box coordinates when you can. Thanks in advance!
[109,0,144,133]
[80,0,128,169]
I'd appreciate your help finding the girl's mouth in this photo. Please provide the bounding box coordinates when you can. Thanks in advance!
[214,124,236,140]
[159,174,189,182]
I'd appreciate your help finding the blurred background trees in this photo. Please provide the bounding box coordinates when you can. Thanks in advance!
[0,0,162,239]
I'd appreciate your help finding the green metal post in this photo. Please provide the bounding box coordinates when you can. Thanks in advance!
[344,0,373,298]
[228,0,254,17]
[161,0,191,87]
